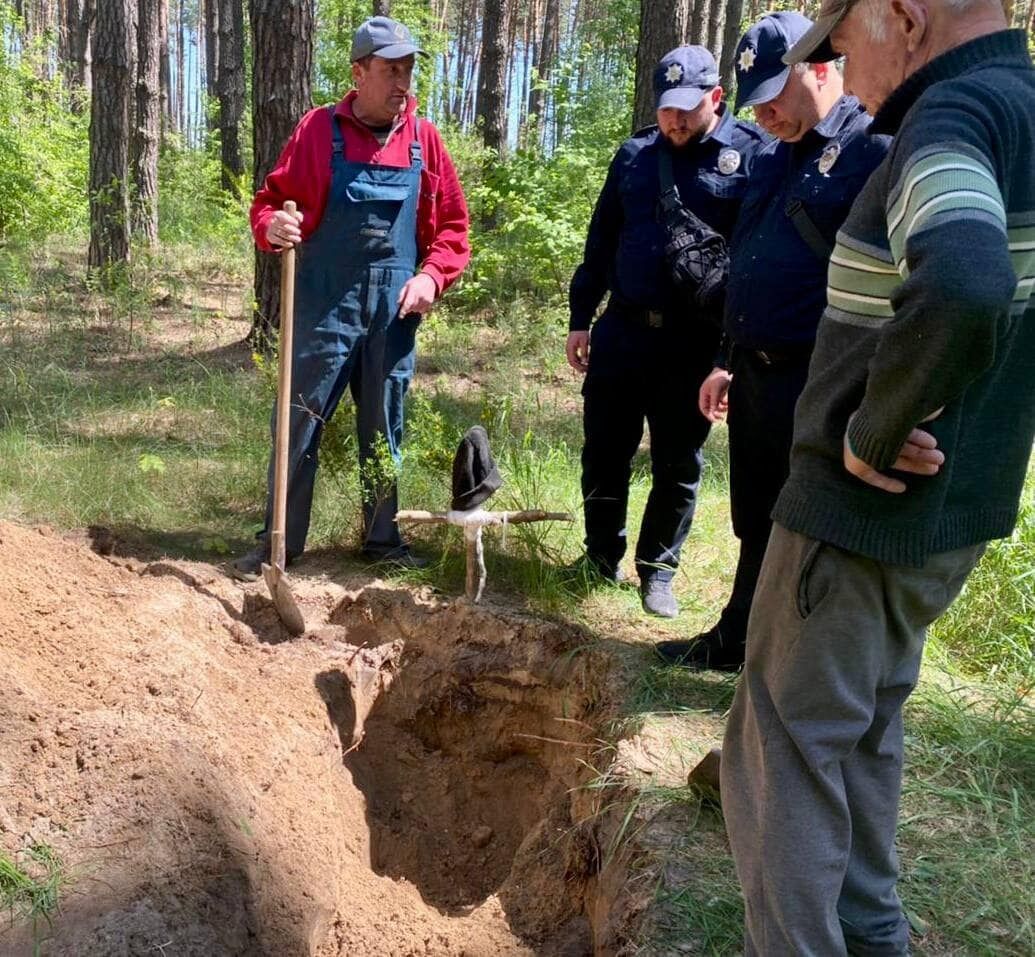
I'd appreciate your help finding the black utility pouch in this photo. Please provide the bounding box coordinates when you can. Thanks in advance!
[658,147,730,316]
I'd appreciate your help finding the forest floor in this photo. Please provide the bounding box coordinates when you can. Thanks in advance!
[0,240,1032,956]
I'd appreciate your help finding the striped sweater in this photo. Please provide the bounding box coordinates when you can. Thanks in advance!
[774,30,1035,566]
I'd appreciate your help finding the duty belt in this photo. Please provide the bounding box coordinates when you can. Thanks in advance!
[738,344,813,365]
[619,306,666,329]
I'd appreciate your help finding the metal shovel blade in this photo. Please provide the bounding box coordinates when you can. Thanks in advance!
[261,562,306,636]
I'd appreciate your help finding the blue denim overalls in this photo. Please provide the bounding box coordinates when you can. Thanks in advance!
[263,107,422,558]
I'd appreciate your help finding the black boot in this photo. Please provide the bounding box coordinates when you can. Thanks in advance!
[655,626,744,672]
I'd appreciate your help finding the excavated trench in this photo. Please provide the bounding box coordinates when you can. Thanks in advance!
[1,523,635,957]
[317,591,614,955]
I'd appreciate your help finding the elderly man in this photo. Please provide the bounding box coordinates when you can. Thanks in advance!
[234,17,470,579]
[566,47,767,617]
[721,1,1035,955]
[655,11,890,670]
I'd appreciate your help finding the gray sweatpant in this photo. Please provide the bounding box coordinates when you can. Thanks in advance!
[721,524,985,956]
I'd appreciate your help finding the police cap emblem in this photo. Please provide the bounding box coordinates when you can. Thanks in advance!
[718,148,741,176]
[818,142,841,175]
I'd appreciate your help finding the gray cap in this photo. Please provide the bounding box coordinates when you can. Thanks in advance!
[350,16,426,62]
[783,0,858,66]
[654,46,720,111]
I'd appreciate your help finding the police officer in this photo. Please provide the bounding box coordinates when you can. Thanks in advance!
[566,47,767,618]
[233,17,471,580]
[656,12,890,666]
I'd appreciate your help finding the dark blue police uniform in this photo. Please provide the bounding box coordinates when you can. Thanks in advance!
[713,95,891,656]
[569,106,767,585]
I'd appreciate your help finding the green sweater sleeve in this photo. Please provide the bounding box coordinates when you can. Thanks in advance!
[846,97,1018,471]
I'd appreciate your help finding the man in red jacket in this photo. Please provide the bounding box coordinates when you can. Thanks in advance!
[234,16,471,579]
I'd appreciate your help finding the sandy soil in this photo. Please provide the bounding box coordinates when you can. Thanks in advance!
[0,521,642,956]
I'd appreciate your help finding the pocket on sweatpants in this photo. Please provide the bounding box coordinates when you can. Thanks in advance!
[795,538,827,619]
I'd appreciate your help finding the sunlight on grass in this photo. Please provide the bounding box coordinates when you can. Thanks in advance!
[1,238,1032,955]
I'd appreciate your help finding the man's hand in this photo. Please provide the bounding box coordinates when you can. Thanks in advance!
[398,272,437,317]
[566,331,590,374]
[843,428,945,494]
[699,367,732,422]
[266,206,303,249]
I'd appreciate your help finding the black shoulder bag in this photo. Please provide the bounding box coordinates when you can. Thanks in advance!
[657,146,730,315]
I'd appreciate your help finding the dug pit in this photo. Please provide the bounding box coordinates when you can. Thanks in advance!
[0,523,633,956]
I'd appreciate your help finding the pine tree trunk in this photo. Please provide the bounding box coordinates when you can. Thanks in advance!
[89,0,135,277]
[632,0,690,132]
[528,0,558,137]
[707,0,724,61]
[61,0,95,106]
[176,0,185,138]
[249,0,314,346]
[451,0,471,122]
[476,0,508,156]
[689,0,709,46]
[132,0,161,245]
[719,0,745,94]
[373,0,390,13]
[217,0,245,194]
[204,0,219,114]
[159,0,174,134]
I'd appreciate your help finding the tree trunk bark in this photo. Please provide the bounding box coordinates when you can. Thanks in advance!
[476,0,508,156]
[203,0,219,127]
[249,0,314,346]
[176,0,185,138]
[632,0,690,132]
[61,0,95,106]
[373,0,390,13]
[719,0,745,95]
[132,0,161,245]
[217,0,245,194]
[688,0,709,46]
[707,0,724,61]
[528,0,558,138]
[159,0,174,134]
[89,0,135,277]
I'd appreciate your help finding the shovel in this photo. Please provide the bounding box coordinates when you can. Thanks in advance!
[262,200,306,636]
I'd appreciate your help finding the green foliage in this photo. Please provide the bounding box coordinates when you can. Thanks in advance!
[899,679,1035,956]
[0,5,88,242]
[445,60,631,308]
[930,493,1034,683]
[314,0,442,104]
[0,842,66,955]
[157,142,253,251]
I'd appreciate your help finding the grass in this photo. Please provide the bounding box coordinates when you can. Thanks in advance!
[1,235,1033,954]
[0,843,66,955]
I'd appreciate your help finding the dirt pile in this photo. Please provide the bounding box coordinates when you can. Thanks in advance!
[0,522,634,956]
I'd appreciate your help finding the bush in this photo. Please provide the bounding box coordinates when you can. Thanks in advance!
[0,6,88,242]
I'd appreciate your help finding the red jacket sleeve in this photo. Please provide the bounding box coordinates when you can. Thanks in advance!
[250,106,334,254]
[416,121,471,295]
[250,98,471,298]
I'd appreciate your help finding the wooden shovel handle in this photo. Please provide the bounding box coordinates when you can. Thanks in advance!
[270,200,297,571]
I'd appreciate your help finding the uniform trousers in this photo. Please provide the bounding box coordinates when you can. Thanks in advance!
[580,309,714,582]
[722,523,985,956]
[718,349,811,648]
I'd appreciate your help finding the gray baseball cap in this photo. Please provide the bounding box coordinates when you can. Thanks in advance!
[654,46,720,111]
[783,0,858,66]
[350,16,427,62]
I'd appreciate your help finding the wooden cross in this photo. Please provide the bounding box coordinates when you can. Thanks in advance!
[395,508,573,602]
